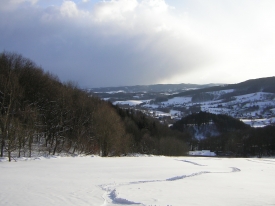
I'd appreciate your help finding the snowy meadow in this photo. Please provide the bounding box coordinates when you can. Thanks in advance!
[1,156,275,206]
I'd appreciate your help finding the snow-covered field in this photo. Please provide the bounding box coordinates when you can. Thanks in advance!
[113,100,144,106]
[113,100,152,106]
[240,117,275,127]
[161,97,192,106]
[1,156,275,206]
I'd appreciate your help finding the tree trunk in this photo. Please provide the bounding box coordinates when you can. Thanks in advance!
[53,137,58,155]
[8,151,11,162]
[0,139,4,157]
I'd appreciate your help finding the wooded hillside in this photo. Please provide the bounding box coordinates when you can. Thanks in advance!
[172,111,275,157]
[0,52,188,161]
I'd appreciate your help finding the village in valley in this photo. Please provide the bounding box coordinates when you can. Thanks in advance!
[90,77,275,128]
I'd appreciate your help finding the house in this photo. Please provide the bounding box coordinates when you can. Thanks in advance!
[189,150,216,156]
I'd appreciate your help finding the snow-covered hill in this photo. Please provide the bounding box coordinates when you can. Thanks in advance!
[1,155,275,206]
[91,77,275,127]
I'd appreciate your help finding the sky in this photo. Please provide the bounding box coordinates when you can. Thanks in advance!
[1,0,275,88]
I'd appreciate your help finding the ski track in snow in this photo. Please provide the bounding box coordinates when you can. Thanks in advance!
[230,167,241,173]
[175,159,207,166]
[166,171,210,181]
[109,189,142,205]
[246,159,275,165]
[99,159,241,205]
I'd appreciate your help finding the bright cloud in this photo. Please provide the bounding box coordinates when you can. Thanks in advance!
[0,0,275,87]
[60,1,79,17]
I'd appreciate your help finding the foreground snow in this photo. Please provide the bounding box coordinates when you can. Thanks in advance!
[1,156,275,206]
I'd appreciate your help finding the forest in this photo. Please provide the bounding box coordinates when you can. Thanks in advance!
[0,52,188,161]
[172,111,275,157]
[1,52,274,161]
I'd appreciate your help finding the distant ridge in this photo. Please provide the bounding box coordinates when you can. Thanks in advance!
[89,77,275,94]
[88,83,222,93]
[173,76,275,97]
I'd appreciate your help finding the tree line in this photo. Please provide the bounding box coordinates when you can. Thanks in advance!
[172,111,275,157]
[0,52,188,161]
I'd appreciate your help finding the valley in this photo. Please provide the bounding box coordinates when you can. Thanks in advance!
[90,77,275,128]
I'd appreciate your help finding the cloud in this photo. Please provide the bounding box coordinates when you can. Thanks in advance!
[0,0,275,87]
[183,0,275,83]
[0,0,38,11]
[60,1,79,17]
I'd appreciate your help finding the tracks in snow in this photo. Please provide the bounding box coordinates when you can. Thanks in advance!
[99,159,241,205]
[166,171,210,181]
[247,159,275,165]
[175,159,207,166]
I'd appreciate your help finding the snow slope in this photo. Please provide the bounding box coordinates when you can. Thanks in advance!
[1,156,275,206]
[161,97,192,106]
[113,100,144,106]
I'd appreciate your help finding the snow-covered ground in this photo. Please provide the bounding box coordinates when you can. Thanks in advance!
[113,100,151,106]
[207,89,234,97]
[108,89,275,128]
[161,97,192,106]
[1,156,275,206]
[113,100,144,106]
[240,117,275,127]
